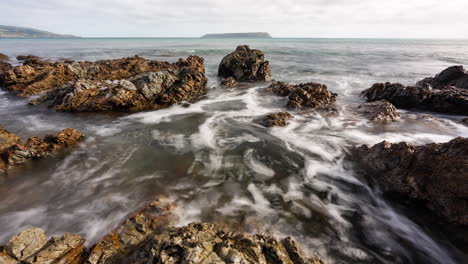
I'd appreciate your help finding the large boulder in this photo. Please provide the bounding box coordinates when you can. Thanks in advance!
[270,81,296,96]
[0,126,84,173]
[218,45,272,82]
[355,100,400,123]
[417,65,468,90]
[5,227,48,261]
[29,56,207,112]
[259,112,294,127]
[287,83,337,110]
[0,55,206,98]
[351,137,468,226]
[362,82,468,115]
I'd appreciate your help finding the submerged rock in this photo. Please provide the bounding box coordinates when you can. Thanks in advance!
[0,55,206,99]
[270,81,296,96]
[417,65,468,90]
[221,76,238,87]
[259,112,294,127]
[16,55,42,62]
[28,56,207,112]
[0,53,9,61]
[351,137,468,226]
[362,82,468,115]
[218,45,272,82]
[355,100,400,123]
[0,126,84,173]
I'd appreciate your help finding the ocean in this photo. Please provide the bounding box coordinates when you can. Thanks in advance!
[0,38,467,263]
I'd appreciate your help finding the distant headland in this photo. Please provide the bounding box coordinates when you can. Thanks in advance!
[0,25,80,38]
[201,32,272,38]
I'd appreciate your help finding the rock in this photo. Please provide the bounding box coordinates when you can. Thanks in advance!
[0,252,19,264]
[5,227,48,261]
[417,65,468,90]
[0,53,9,61]
[25,233,86,264]
[28,56,207,112]
[287,83,337,110]
[0,126,84,172]
[16,55,42,62]
[351,137,468,226]
[259,112,294,127]
[218,45,272,82]
[362,82,468,115]
[462,118,468,126]
[269,81,296,96]
[0,61,12,73]
[1,55,206,98]
[356,100,400,123]
[221,76,238,87]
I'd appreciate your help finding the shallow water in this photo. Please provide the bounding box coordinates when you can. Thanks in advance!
[0,38,468,264]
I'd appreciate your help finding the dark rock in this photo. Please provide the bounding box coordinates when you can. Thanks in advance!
[30,56,207,113]
[221,76,238,87]
[362,82,468,115]
[417,65,468,90]
[0,61,12,73]
[462,118,468,126]
[0,126,84,173]
[259,112,294,127]
[351,137,468,226]
[1,55,206,98]
[356,100,400,123]
[16,55,42,62]
[0,53,9,61]
[287,83,337,110]
[270,81,296,96]
[218,45,272,82]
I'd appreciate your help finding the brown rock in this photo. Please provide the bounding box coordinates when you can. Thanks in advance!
[5,227,48,261]
[25,233,86,264]
[287,83,337,110]
[260,112,294,127]
[29,56,207,113]
[351,137,468,226]
[0,127,21,153]
[0,61,12,73]
[16,55,42,62]
[0,252,19,264]
[270,81,296,96]
[221,76,238,87]
[0,53,9,61]
[417,65,468,90]
[356,100,400,123]
[218,45,272,82]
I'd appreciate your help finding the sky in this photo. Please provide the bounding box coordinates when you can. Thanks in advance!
[1,0,468,38]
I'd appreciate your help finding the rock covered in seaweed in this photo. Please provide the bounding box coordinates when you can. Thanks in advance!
[259,112,294,127]
[218,45,272,82]
[29,56,208,112]
[417,65,468,90]
[355,100,400,123]
[351,137,468,226]
[0,126,84,173]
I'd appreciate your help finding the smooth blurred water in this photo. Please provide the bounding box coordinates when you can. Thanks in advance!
[0,38,467,264]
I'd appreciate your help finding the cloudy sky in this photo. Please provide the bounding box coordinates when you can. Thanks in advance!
[1,0,467,38]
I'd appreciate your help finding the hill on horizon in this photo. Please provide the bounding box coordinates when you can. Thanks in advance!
[0,25,79,38]
[201,32,272,38]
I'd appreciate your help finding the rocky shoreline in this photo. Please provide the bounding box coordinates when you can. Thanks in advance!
[1,46,468,263]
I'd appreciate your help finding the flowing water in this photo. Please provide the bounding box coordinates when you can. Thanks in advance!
[0,38,467,264]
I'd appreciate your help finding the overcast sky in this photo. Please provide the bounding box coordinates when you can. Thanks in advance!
[1,0,467,38]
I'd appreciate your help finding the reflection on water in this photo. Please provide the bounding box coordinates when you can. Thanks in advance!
[0,38,467,264]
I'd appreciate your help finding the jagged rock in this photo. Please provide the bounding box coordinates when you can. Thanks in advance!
[356,100,400,123]
[5,227,48,261]
[25,233,86,264]
[87,198,176,264]
[351,137,468,226]
[259,112,294,127]
[0,126,84,172]
[28,56,207,112]
[221,76,238,87]
[362,82,468,115]
[269,81,296,96]
[16,55,42,62]
[1,55,206,98]
[0,252,19,264]
[218,45,272,82]
[0,61,12,73]
[287,83,337,110]
[417,65,468,90]
[0,53,9,61]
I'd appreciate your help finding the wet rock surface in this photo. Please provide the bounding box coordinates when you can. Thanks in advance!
[351,137,468,226]
[0,61,12,73]
[259,112,294,127]
[1,197,324,264]
[417,65,468,90]
[220,76,238,87]
[0,126,84,173]
[355,100,400,123]
[16,55,42,62]
[28,56,207,112]
[270,81,296,97]
[0,53,9,61]
[0,55,206,99]
[218,45,272,82]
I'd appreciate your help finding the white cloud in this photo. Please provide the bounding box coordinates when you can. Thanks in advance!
[0,0,467,38]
